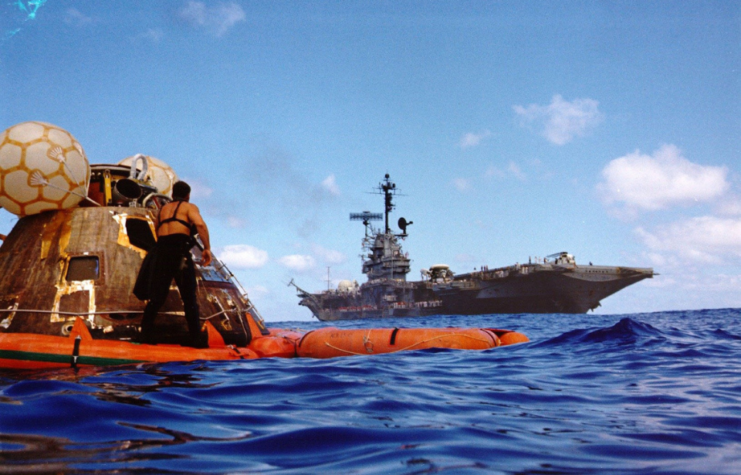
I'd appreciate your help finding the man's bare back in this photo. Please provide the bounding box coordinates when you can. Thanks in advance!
[158,199,212,266]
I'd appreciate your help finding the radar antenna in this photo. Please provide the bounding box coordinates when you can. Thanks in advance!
[397,217,413,237]
[350,210,382,236]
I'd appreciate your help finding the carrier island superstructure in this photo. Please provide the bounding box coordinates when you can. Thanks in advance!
[290,174,654,321]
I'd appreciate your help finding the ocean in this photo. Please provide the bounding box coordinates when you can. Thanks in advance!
[1,308,740,474]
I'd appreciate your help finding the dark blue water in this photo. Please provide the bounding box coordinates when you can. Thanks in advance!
[1,309,740,474]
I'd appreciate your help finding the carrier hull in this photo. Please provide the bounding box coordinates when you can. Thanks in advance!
[434,265,654,315]
[300,265,653,320]
[291,174,654,321]
[298,303,441,322]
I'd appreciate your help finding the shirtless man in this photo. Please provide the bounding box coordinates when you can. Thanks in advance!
[138,181,212,347]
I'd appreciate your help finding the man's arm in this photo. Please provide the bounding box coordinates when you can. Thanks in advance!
[188,203,212,266]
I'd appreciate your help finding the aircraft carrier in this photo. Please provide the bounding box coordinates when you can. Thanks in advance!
[290,174,654,321]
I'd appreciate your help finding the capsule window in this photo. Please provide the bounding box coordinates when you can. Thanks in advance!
[66,256,100,282]
[126,218,156,251]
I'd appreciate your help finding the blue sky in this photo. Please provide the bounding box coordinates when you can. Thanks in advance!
[1,1,739,321]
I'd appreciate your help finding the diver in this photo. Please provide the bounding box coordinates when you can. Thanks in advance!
[135,181,212,347]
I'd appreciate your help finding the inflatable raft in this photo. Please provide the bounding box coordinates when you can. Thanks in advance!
[296,327,529,358]
[0,315,528,370]
[0,122,528,370]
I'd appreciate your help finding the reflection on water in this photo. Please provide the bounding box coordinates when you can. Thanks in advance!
[0,424,252,471]
[87,365,219,408]
[2,363,221,407]
[0,364,250,472]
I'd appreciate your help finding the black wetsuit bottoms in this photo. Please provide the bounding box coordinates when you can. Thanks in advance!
[139,234,201,343]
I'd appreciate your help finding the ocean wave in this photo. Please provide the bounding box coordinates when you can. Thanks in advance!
[2,309,741,473]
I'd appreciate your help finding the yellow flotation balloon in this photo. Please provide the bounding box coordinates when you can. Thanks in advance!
[0,121,91,216]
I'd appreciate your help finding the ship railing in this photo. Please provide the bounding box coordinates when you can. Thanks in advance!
[339,305,377,312]
[321,288,360,296]
[388,299,443,309]
[364,278,415,288]
[439,280,479,289]
[210,257,268,328]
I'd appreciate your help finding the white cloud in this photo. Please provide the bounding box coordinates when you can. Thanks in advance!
[279,254,316,272]
[226,216,246,228]
[180,177,213,199]
[64,8,94,27]
[507,161,526,181]
[486,161,526,181]
[452,178,471,192]
[716,194,741,216]
[635,216,741,264]
[243,148,342,238]
[455,253,478,264]
[246,285,270,299]
[179,1,246,36]
[681,273,741,294]
[219,244,269,269]
[135,28,164,43]
[311,244,346,265]
[514,94,603,145]
[485,166,505,179]
[180,1,207,24]
[459,130,491,149]
[598,145,729,212]
[320,174,340,196]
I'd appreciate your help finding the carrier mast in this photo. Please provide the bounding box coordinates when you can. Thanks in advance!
[379,174,396,234]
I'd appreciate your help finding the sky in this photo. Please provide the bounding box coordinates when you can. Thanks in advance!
[1,1,739,321]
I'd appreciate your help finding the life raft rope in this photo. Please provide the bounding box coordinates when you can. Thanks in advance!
[227,345,247,360]
[324,331,500,356]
